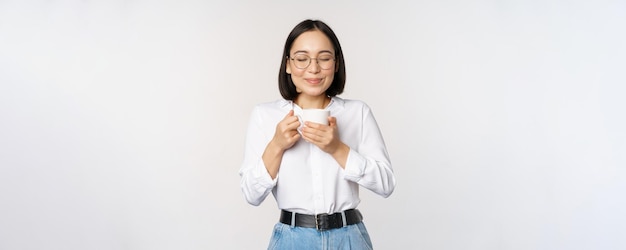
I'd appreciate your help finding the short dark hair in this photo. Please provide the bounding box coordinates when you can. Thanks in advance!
[278,19,346,100]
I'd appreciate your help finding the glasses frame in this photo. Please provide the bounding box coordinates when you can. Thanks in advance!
[288,54,336,70]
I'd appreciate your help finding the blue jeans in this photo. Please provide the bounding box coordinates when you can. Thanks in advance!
[267,222,374,250]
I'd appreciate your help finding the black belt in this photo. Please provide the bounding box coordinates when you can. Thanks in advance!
[279,209,363,231]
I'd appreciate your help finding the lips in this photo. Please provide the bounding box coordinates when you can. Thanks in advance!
[305,78,323,84]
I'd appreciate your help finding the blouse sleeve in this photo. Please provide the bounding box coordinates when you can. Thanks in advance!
[342,104,396,198]
[239,106,277,206]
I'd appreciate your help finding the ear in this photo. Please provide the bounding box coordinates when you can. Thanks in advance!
[286,59,292,74]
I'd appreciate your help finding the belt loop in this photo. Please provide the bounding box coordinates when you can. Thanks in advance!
[341,211,347,227]
[290,211,296,228]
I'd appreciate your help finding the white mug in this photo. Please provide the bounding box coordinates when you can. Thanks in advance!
[299,109,330,125]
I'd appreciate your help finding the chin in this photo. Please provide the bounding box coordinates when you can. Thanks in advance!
[302,89,327,97]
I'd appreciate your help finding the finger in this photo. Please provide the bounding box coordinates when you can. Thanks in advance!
[284,115,299,124]
[304,121,323,129]
[291,132,301,141]
[306,124,330,137]
[301,126,316,135]
[285,109,295,118]
[286,132,301,144]
[328,116,337,127]
[286,120,301,130]
[302,129,322,141]
[301,132,314,143]
[279,111,296,126]
[282,113,300,126]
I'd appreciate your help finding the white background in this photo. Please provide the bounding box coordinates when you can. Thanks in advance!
[1,1,625,249]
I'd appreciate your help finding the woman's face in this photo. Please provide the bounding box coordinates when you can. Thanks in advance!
[286,30,336,98]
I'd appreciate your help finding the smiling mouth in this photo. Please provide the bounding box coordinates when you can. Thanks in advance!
[305,78,322,84]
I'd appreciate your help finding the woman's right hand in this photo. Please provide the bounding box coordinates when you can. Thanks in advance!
[263,110,301,179]
[270,110,301,151]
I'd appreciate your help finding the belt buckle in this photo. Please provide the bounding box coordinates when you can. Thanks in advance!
[315,213,329,231]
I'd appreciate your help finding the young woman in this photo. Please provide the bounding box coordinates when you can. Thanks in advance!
[239,19,396,250]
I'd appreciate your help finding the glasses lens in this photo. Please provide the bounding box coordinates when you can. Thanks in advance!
[317,55,335,69]
[293,55,310,69]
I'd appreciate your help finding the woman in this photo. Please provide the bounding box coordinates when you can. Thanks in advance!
[239,19,396,250]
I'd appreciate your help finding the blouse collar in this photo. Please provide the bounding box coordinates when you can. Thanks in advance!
[279,96,345,110]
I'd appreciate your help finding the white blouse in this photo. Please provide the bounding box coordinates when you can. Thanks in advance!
[239,97,396,215]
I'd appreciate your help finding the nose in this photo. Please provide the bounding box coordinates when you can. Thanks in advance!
[307,58,321,73]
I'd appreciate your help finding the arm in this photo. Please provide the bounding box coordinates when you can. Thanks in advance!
[239,107,300,206]
[239,106,275,206]
[342,105,396,198]
[301,103,396,197]
[262,110,300,179]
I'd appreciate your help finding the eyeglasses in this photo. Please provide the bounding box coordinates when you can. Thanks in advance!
[289,54,336,70]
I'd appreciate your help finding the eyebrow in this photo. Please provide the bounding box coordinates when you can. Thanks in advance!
[293,50,334,55]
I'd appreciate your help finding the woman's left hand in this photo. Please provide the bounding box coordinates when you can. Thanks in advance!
[301,116,343,154]
[301,116,350,168]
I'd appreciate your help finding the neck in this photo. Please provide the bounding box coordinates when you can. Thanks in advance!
[294,95,330,109]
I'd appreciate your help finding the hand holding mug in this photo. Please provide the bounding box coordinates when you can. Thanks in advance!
[300,111,345,155]
[271,110,301,151]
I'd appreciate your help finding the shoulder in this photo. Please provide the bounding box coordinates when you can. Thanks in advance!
[250,99,292,118]
[332,97,372,111]
[253,99,291,110]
